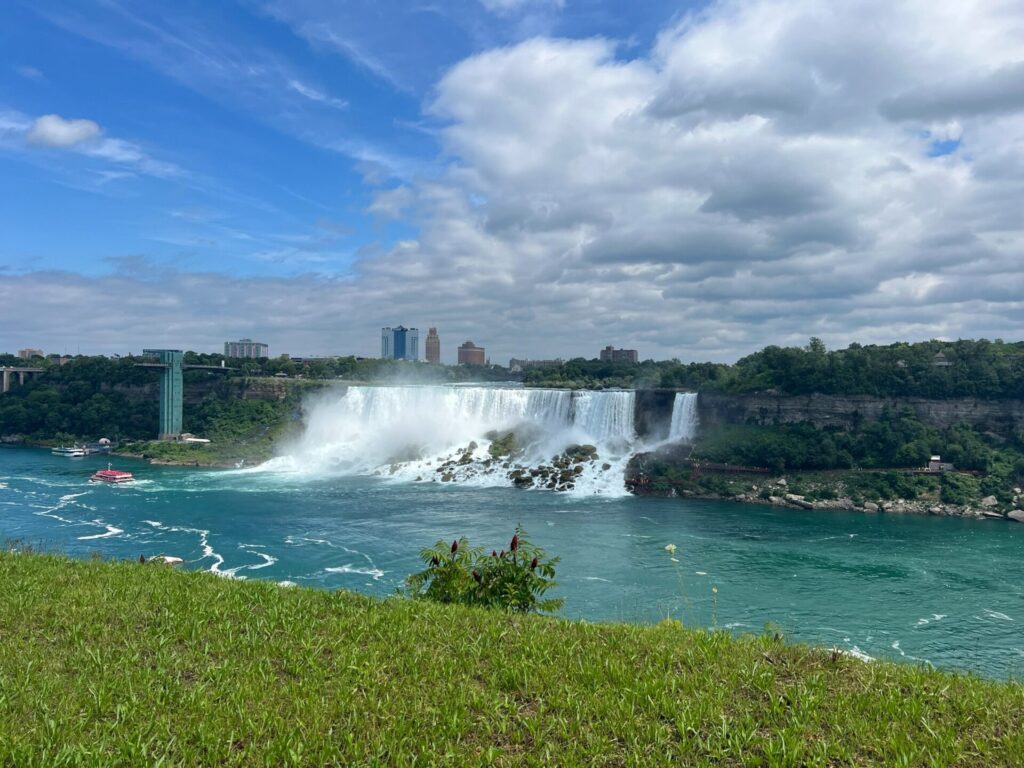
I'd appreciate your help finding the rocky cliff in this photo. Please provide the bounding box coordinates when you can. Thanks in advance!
[100,377,330,405]
[694,391,1024,434]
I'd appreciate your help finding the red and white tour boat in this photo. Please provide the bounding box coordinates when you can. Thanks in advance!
[90,464,134,484]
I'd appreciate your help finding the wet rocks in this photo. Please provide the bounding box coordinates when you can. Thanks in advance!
[784,493,815,510]
[1008,510,1024,523]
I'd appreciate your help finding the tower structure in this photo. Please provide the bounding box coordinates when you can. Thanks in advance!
[138,350,233,440]
[142,349,183,439]
[425,328,441,364]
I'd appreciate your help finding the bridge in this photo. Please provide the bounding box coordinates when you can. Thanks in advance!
[138,350,233,440]
[1,367,44,394]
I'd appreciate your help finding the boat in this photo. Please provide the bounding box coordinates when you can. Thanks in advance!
[90,464,134,484]
[52,445,87,457]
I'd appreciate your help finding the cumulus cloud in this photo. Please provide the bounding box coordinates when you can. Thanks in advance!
[25,114,101,147]
[4,111,181,178]
[6,0,1024,362]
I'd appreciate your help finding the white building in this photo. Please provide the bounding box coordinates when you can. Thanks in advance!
[224,339,269,358]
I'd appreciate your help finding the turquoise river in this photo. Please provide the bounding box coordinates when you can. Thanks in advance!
[2,446,1022,679]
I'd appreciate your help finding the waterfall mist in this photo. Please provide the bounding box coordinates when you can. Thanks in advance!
[262,385,699,496]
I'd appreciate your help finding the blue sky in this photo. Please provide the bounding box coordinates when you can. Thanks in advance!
[0,0,677,279]
[2,1,1023,361]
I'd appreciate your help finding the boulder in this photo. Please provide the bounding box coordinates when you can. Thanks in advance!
[928,506,943,515]
[982,510,1005,519]
[785,493,815,510]
[863,502,879,512]
[980,495,999,507]
[1008,510,1024,523]
[777,478,788,487]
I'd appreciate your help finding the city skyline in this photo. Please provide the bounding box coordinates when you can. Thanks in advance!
[3,2,1024,362]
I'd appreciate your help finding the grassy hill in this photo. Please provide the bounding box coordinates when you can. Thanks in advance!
[1,552,1022,766]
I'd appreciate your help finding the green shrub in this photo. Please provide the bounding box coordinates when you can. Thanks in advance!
[940,473,981,505]
[406,528,563,614]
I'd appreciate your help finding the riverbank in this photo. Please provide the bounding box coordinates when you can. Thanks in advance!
[112,438,275,469]
[627,456,1024,522]
[2,550,1022,766]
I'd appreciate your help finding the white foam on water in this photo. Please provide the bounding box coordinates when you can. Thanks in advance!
[984,609,1013,621]
[143,520,226,575]
[845,646,875,662]
[77,523,124,541]
[324,564,386,580]
[218,544,280,578]
[285,534,383,576]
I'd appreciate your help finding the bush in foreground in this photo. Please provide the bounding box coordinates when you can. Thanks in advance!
[406,528,563,614]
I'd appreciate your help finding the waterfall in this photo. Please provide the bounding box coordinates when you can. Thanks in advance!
[570,390,636,443]
[263,384,639,495]
[668,392,699,442]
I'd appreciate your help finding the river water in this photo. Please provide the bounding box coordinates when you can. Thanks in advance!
[2,446,1022,679]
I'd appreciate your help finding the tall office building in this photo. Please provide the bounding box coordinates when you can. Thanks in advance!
[381,326,420,361]
[224,339,269,358]
[425,328,441,364]
[457,341,485,366]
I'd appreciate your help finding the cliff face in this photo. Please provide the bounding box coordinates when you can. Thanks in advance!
[694,391,1024,434]
[633,389,677,438]
[100,377,328,405]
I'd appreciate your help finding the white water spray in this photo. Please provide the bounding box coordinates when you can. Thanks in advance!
[262,385,640,495]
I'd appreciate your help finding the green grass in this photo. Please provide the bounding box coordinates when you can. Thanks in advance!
[1,553,1022,766]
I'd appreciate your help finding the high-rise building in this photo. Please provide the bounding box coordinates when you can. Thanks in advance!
[457,341,485,366]
[425,328,441,364]
[17,348,44,359]
[224,339,269,358]
[599,345,638,363]
[381,326,419,361]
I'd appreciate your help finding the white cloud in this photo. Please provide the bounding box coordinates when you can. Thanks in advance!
[367,186,414,219]
[7,0,1024,362]
[479,0,565,14]
[2,110,182,179]
[287,78,348,109]
[15,65,45,81]
[25,114,101,148]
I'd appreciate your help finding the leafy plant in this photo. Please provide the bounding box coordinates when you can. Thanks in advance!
[406,527,563,614]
